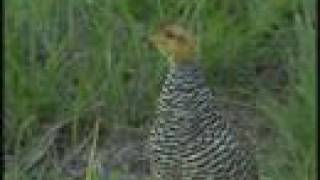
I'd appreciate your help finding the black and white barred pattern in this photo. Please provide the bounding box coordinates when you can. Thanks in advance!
[149,63,258,180]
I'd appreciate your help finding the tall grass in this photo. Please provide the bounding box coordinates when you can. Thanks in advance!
[4,0,315,179]
[258,8,316,180]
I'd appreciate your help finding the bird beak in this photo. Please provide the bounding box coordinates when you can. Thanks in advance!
[142,33,156,49]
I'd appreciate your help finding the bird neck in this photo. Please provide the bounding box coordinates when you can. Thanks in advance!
[168,56,198,65]
[166,61,205,87]
[169,60,201,75]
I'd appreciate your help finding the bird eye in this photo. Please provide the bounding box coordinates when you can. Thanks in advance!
[164,30,176,38]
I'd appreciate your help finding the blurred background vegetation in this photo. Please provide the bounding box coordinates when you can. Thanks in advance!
[4,0,316,179]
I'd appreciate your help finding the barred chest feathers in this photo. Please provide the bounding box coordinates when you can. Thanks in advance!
[149,62,257,180]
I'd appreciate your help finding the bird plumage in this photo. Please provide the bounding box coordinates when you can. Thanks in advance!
[148,23,258,180]
[149,63,258,180]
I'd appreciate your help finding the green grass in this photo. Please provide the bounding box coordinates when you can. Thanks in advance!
[4,0,316,179]
[257,9,316,180]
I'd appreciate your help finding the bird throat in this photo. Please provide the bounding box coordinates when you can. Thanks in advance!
[168,56,198,66]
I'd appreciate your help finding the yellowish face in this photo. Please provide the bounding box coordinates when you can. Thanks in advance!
[149,24,197,63]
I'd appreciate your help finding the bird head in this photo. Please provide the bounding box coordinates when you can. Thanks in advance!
[149,23,197,64]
